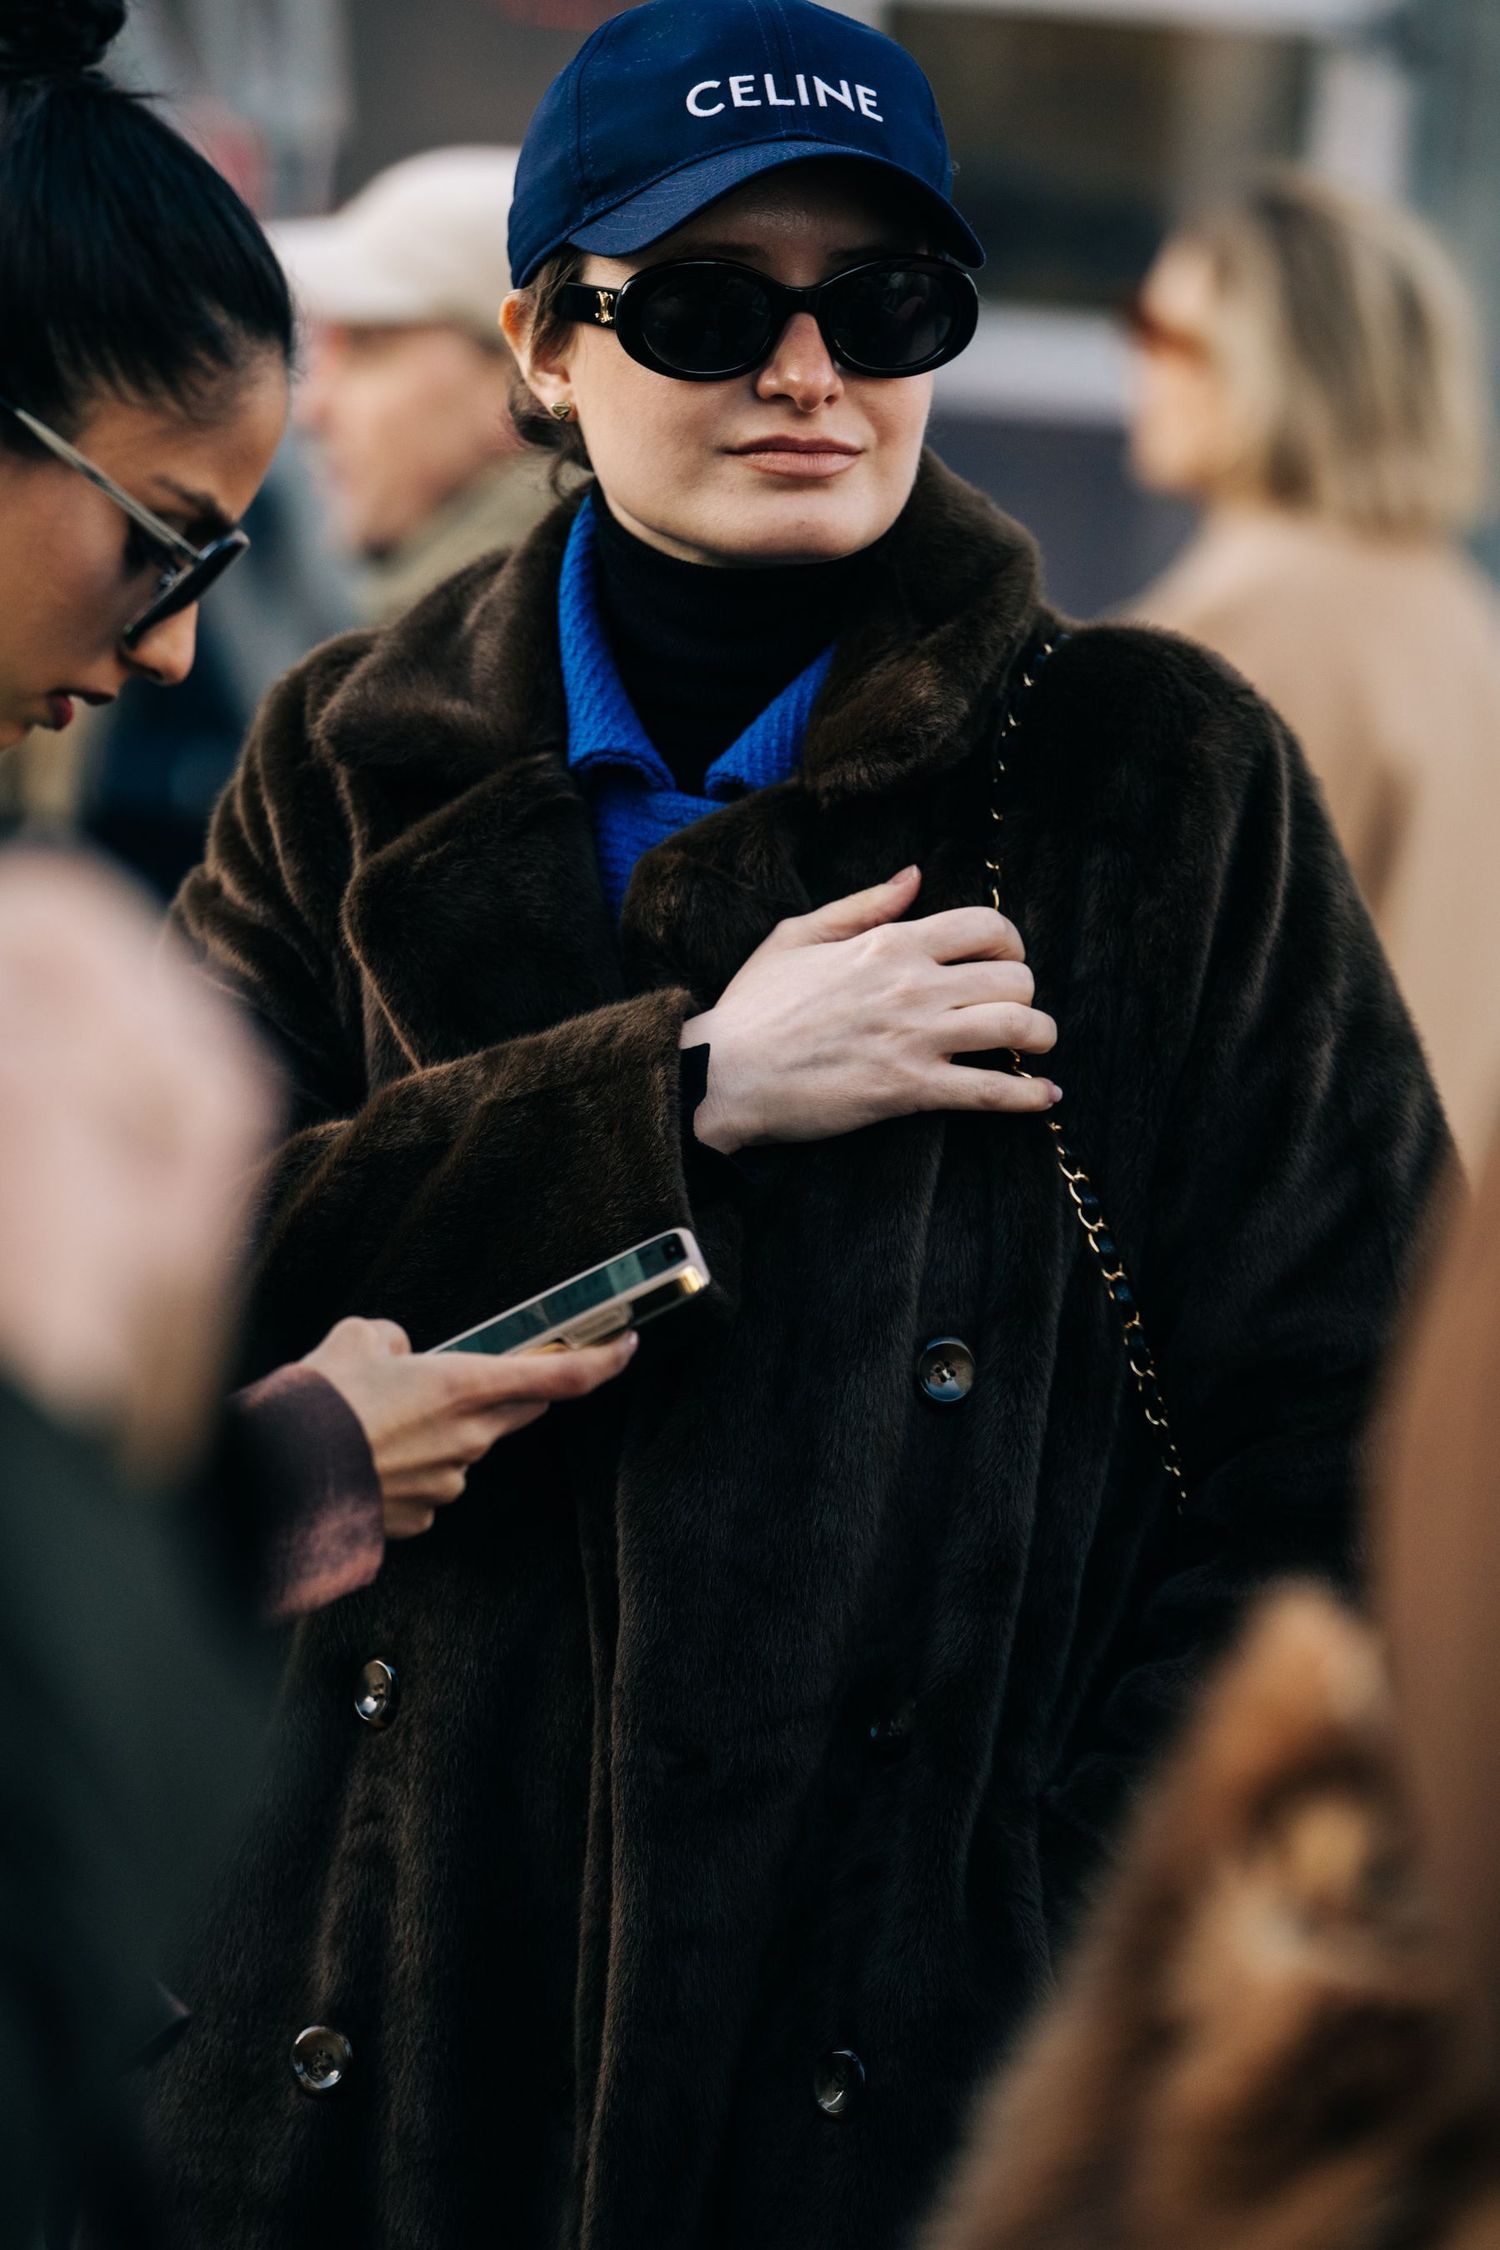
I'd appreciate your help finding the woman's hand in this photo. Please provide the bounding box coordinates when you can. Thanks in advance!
[301,1318,637,1539]
[684,866,1060,1154]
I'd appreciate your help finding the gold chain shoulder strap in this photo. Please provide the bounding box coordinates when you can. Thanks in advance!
[987,631,1186,1505]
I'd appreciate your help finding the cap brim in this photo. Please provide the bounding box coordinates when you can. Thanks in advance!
[567,142,983,271]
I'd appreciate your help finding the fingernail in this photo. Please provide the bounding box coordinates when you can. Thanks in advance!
[889,865,919,883]
[622,1329,640,1352]
[1047,1083,1063,1104]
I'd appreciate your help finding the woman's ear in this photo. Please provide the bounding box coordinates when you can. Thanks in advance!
[499,291,575,419]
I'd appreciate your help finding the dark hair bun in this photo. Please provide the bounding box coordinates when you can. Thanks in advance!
[0,0,126,86]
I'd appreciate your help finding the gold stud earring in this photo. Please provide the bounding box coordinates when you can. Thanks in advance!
[550,399,575,423]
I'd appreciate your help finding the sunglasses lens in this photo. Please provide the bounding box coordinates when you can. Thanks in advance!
[632,266,776,377]
[122,533,248,649]
[826,263,973,373]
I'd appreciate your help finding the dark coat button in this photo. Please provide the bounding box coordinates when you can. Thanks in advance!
[354,1658,398,1729]
[814,2049,865,2117]
[916,1337,976,1404]
[867,1699,916,1764]
[291,2024,352,2095]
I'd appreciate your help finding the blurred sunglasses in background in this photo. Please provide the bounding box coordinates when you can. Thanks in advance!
[1116,289,1214,362]
[0,395,250,650]
[560,255,980,382]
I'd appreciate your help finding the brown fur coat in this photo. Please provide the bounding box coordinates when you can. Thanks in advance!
[114,457,1446,2250]
[927,1588,1500,2250]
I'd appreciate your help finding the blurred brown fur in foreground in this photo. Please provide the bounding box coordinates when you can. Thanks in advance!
[925,1585,1500,2250]
[1381,1127,1500,2092]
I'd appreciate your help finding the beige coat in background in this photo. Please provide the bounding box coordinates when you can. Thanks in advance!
[1131,512,1500,1174]
[352,451,555,627]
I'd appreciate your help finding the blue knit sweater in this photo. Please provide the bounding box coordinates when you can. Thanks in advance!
[558,498,833,920]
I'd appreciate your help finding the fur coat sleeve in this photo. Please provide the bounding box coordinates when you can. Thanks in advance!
[173,641,699,1372]
[1028,635,1449,1928]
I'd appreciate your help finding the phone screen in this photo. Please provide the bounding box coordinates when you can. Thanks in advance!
[442,1235,688,1356]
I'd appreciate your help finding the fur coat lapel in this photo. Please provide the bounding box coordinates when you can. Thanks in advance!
[310,453,1042,1062]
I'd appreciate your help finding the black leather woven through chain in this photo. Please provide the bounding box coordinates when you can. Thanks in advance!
[987,629,1186,1504]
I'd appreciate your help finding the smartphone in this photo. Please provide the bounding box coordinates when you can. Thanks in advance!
[428,1229,710,1358]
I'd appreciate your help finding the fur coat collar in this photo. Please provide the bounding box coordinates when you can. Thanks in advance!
[304,453,1042,1078]
[315,451,1042,797]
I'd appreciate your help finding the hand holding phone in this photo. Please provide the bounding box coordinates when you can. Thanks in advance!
[330,1231,708,1543]
[303,1318,639,1539]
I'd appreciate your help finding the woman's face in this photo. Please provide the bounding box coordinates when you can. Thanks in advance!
[0,356,289,750]
[507,164,938,567]
[1127,242,1237,501]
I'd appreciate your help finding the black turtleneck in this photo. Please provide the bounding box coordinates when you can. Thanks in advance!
[591,499,876,795]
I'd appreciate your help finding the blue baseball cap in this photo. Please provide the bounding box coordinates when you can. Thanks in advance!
[508,0,983,290]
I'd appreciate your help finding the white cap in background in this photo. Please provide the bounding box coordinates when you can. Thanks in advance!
[271,147,519,342]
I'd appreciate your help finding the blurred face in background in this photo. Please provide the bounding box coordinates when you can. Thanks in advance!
[506,163,936,567]
[296,322,519,556]
[1127,241,1241,501]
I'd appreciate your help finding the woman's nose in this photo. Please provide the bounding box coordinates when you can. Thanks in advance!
[124,603,200,689]
[756,311,844,412]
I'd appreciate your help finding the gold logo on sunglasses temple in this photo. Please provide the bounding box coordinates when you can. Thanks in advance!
[596,290,616,326]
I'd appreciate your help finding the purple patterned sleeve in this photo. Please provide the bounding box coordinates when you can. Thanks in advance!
[227,1365,385,1620]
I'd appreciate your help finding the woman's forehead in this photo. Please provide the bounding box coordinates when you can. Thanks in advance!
[75,360,289,533]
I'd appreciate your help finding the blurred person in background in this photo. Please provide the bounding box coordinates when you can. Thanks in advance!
[1125,170,1500,1175]
[274,146,552,628]
[119,3,1451,2245]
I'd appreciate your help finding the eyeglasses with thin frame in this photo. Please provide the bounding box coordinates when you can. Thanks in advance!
[559,256,980,383]
[0,395,250,651]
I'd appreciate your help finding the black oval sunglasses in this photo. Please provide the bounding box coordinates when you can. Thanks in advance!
[559,255,980,383]
[0,395,249,651]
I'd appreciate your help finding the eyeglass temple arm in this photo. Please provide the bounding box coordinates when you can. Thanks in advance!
[559,284,620,330]
[0,396,200,563]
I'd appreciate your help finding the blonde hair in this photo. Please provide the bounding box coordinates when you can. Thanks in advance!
[1179,169,1492,538]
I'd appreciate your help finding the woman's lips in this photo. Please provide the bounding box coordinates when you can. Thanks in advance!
[41,691,111,732]
[730,440,862,481]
